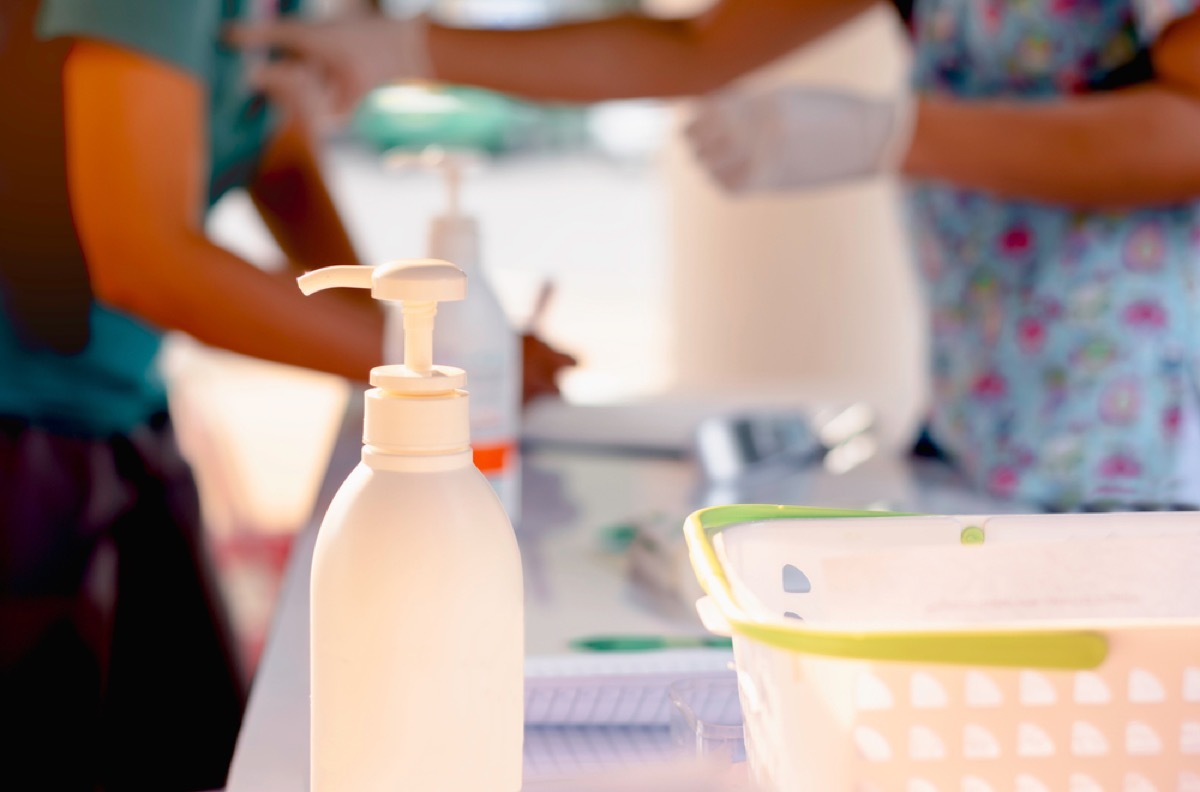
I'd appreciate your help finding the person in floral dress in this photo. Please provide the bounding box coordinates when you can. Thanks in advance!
[896,0,1200,508]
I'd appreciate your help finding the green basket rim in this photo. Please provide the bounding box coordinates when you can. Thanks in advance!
[683,505,1109,670]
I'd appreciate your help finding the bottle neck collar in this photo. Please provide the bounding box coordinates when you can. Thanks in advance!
[361,448,473,472]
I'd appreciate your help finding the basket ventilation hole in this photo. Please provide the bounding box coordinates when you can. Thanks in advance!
[1121,773,1157,792]
[1017,723,1055,757]
[1125,721,1162,756]
[1179,771,1200,792]
[1019,671,1057,706]
[961,777,993,792]
[856,673,894,711]
[1073,672,1110,705]
[909,725,946,761]
[911,672,948,709]
[1015,775,1050,792]
[1068,774,1103,792]
[1182,722,1200,755]
[853,726,891,763]
[962,724,1001,759]
[1128,669,1166,703]
[1184,667,1200,703]
[783,612,803,621]
[906,779,938,792]
[965,671,1002,708]
[782,565,811,593]
[1071,720,1109,756]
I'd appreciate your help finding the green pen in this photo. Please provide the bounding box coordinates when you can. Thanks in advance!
[571,634,734,652]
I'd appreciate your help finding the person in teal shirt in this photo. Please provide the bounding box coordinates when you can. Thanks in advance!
[0,2,384,789]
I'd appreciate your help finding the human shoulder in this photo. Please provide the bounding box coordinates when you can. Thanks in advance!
[39,0,220,78]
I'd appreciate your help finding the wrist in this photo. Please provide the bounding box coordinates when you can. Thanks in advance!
[898,96,935,178]
[880,91,917,173]
[396,14,433,81]
[366,15,432,86]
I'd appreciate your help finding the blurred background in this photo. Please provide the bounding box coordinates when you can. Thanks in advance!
[171,0,919,672]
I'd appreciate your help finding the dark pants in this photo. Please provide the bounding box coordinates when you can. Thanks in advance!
[0,413,246,791]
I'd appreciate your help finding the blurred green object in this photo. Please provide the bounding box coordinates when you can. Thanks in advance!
[352,82,592,154]
[571,634,735,652]
[353,83,526,153]
[599,522,640,554]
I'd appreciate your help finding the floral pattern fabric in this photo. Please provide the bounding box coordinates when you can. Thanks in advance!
[907,0,1200,507]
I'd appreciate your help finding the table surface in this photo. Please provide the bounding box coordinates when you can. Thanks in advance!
[224,399,1015,791]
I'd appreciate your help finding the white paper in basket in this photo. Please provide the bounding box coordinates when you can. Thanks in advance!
[818,532,1200,624]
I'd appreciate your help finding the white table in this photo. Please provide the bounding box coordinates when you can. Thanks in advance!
[225,400,1015,791]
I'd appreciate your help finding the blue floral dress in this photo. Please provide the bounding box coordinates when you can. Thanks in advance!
[907,0,1200,508]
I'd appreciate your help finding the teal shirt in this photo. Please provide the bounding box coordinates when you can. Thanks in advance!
[0,0,297,437]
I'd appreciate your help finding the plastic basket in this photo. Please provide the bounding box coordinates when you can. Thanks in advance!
[683,505,1200,792]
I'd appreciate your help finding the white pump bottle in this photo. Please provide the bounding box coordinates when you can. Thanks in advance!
[299,260,524,792]
[388,149,523,524]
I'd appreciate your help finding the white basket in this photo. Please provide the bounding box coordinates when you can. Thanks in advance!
[684,506,1200,792]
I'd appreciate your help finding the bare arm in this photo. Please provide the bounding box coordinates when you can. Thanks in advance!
[229,0,877,109]
[428,0,878,101]
[65,40,383,380]
[902,12,1200,208]
[249,118,362,273]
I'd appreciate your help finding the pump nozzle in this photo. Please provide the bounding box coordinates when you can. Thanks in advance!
[298,259,466,379]
[297,265,373,296]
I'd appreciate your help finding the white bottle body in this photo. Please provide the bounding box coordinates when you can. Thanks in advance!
[310,450,524,792]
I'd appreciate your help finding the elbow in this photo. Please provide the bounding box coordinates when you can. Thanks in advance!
[86,249,138,317]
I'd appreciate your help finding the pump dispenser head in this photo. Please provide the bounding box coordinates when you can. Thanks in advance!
[298,259,471,454]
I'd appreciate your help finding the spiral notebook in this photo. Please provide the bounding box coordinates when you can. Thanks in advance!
[524,649,732,726]
[522,649,734,781]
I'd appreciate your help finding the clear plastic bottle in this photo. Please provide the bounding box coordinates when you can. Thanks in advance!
[300,260,524,792]
[386,149,523,523]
